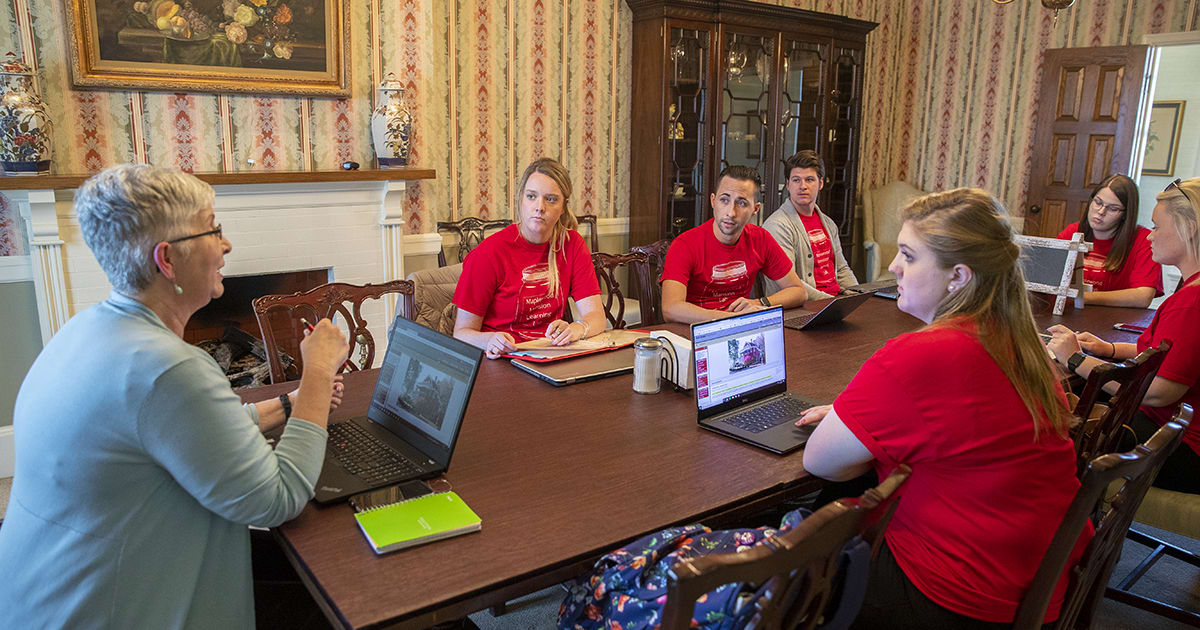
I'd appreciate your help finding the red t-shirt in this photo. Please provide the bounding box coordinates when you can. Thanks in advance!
[1057,222,1163,295]
[1138,272,1200,454]
[661,219,793,310]
[798,211,839,295]
[833,323,1088,623]
[452,224,600,341]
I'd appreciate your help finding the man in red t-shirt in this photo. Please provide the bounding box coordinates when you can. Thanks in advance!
[661,165,810,324]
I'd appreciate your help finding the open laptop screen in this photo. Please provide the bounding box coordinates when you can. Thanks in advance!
[692,307,788,416]
[368,317,482,467]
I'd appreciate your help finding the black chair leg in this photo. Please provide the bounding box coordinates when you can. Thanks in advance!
[1104,526,1200,628]
[1105,587,1200,627]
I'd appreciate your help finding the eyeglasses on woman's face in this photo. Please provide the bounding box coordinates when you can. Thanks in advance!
[166,224,223,244]
[1089,196,1124,215]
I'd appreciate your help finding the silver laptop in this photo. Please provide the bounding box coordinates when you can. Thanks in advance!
[512,347,635,386]
[313,316,483,504]
[691,307,823,454]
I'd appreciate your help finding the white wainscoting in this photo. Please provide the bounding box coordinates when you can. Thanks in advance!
[0,426,13,478]
[0,255,32,284]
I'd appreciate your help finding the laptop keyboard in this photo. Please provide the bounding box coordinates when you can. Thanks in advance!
[719,396,810,433]
[327,422,421,486]
[783,311,818,329]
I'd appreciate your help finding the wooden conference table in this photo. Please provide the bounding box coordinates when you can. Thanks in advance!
[238,297,1155,630]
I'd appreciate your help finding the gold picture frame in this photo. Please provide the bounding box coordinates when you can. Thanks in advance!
[1142,101,1186,177]
[63,0,350,97]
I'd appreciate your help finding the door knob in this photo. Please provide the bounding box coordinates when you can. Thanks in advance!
[1029,204,1041,215]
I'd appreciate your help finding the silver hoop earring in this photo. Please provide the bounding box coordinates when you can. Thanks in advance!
[174,283,184,295]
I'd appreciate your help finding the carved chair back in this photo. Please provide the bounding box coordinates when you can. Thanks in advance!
[1013,404,1191,630]
[1071,340,1171,478]
[629,238,671,326]
[659,465,912,630]
[252,280,415,384]
[436,217,512,267]
[576,213,600,252]
[592,251,649,330]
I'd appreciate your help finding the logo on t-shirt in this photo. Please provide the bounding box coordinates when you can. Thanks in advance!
[1082,251,1107,291]
[513,262,556,339]
[705,260,749,301]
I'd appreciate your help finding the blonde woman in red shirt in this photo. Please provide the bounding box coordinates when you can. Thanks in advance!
[452,158,605,359]
[799,189,1086,628]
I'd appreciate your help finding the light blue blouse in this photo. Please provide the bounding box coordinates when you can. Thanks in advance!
[0,292,327,629]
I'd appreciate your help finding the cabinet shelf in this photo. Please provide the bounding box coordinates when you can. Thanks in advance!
[626,0,875,248]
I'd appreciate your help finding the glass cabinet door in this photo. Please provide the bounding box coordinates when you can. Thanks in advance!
[718,31,773,212]
[826,44,864,243]
[666,27,710,238]
[776,39,827,209]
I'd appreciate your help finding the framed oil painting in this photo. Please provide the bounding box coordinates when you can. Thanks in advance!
[64,0,350,96]
[1142,101,1186,177]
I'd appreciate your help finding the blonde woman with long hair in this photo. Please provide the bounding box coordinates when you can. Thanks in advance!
[1049,176,1200,494]
[453,157,605,359]
[799,189,1086,628]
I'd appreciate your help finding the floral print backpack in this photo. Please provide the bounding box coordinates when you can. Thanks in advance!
[557,508,870,630]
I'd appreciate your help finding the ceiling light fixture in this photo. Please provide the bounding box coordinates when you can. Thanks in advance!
[992,0,1076,26]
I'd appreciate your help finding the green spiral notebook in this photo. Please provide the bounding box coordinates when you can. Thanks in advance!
[353,491,482,554]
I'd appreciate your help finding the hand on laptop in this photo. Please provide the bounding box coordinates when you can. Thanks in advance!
[484,331,517,359]
[796,404,832,427]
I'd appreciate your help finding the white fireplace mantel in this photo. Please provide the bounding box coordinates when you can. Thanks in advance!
[3,169,435,346]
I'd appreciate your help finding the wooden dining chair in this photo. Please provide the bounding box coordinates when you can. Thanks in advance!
[659,465,912,630]
[252,280,415,384]
[1013,404,1191,630]
[576,213,600,252]
[629,238,671,326]
[1071,340,1171,478]
[436,217,511,267]
[1108,402,1200,627]
[592,250,649,330]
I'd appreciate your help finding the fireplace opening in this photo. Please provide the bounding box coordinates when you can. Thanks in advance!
[186,269,330,387]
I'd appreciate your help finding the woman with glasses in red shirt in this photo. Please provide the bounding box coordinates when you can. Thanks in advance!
[1057,174,1163,308]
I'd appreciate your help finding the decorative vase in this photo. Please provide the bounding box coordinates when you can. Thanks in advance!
[0,52,52,176]
[370,73,413,169]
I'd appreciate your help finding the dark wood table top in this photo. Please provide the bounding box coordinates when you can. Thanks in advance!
[238,296,1154,629]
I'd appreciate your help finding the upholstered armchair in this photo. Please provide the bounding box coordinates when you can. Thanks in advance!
[860,180,927,283]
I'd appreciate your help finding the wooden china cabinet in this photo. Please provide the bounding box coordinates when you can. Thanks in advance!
[625,0,876,251]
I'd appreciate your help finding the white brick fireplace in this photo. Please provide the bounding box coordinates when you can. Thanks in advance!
[11,178,427,349]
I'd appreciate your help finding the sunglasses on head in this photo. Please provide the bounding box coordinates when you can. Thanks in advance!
[1165,178,1198,210]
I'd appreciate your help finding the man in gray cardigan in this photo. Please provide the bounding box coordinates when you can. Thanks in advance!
[762,150,858,299]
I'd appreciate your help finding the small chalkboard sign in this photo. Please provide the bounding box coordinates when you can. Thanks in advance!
[1014,233,1092,315]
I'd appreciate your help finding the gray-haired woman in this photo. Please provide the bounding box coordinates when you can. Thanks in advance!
[0,164,349,628]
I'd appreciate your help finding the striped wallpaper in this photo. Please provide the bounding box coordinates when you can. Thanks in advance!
[1,0,1198,257]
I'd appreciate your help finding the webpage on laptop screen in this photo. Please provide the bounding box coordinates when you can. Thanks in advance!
[371,325,476,447]
[694,310,786,411]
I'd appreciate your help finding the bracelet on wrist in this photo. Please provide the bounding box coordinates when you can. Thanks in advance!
[575,320,591,337]
[1109,341,1116,358]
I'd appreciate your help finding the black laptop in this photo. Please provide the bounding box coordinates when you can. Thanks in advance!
[782,291,873,330]
[691,307,824,454]
[313,316,483,504]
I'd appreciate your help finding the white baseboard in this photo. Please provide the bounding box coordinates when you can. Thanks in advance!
[0,426,12,478]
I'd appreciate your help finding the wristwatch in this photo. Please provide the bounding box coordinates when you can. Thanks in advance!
[1067,352,1086,374]
[759,296,771,307]
[279,393,292,420]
